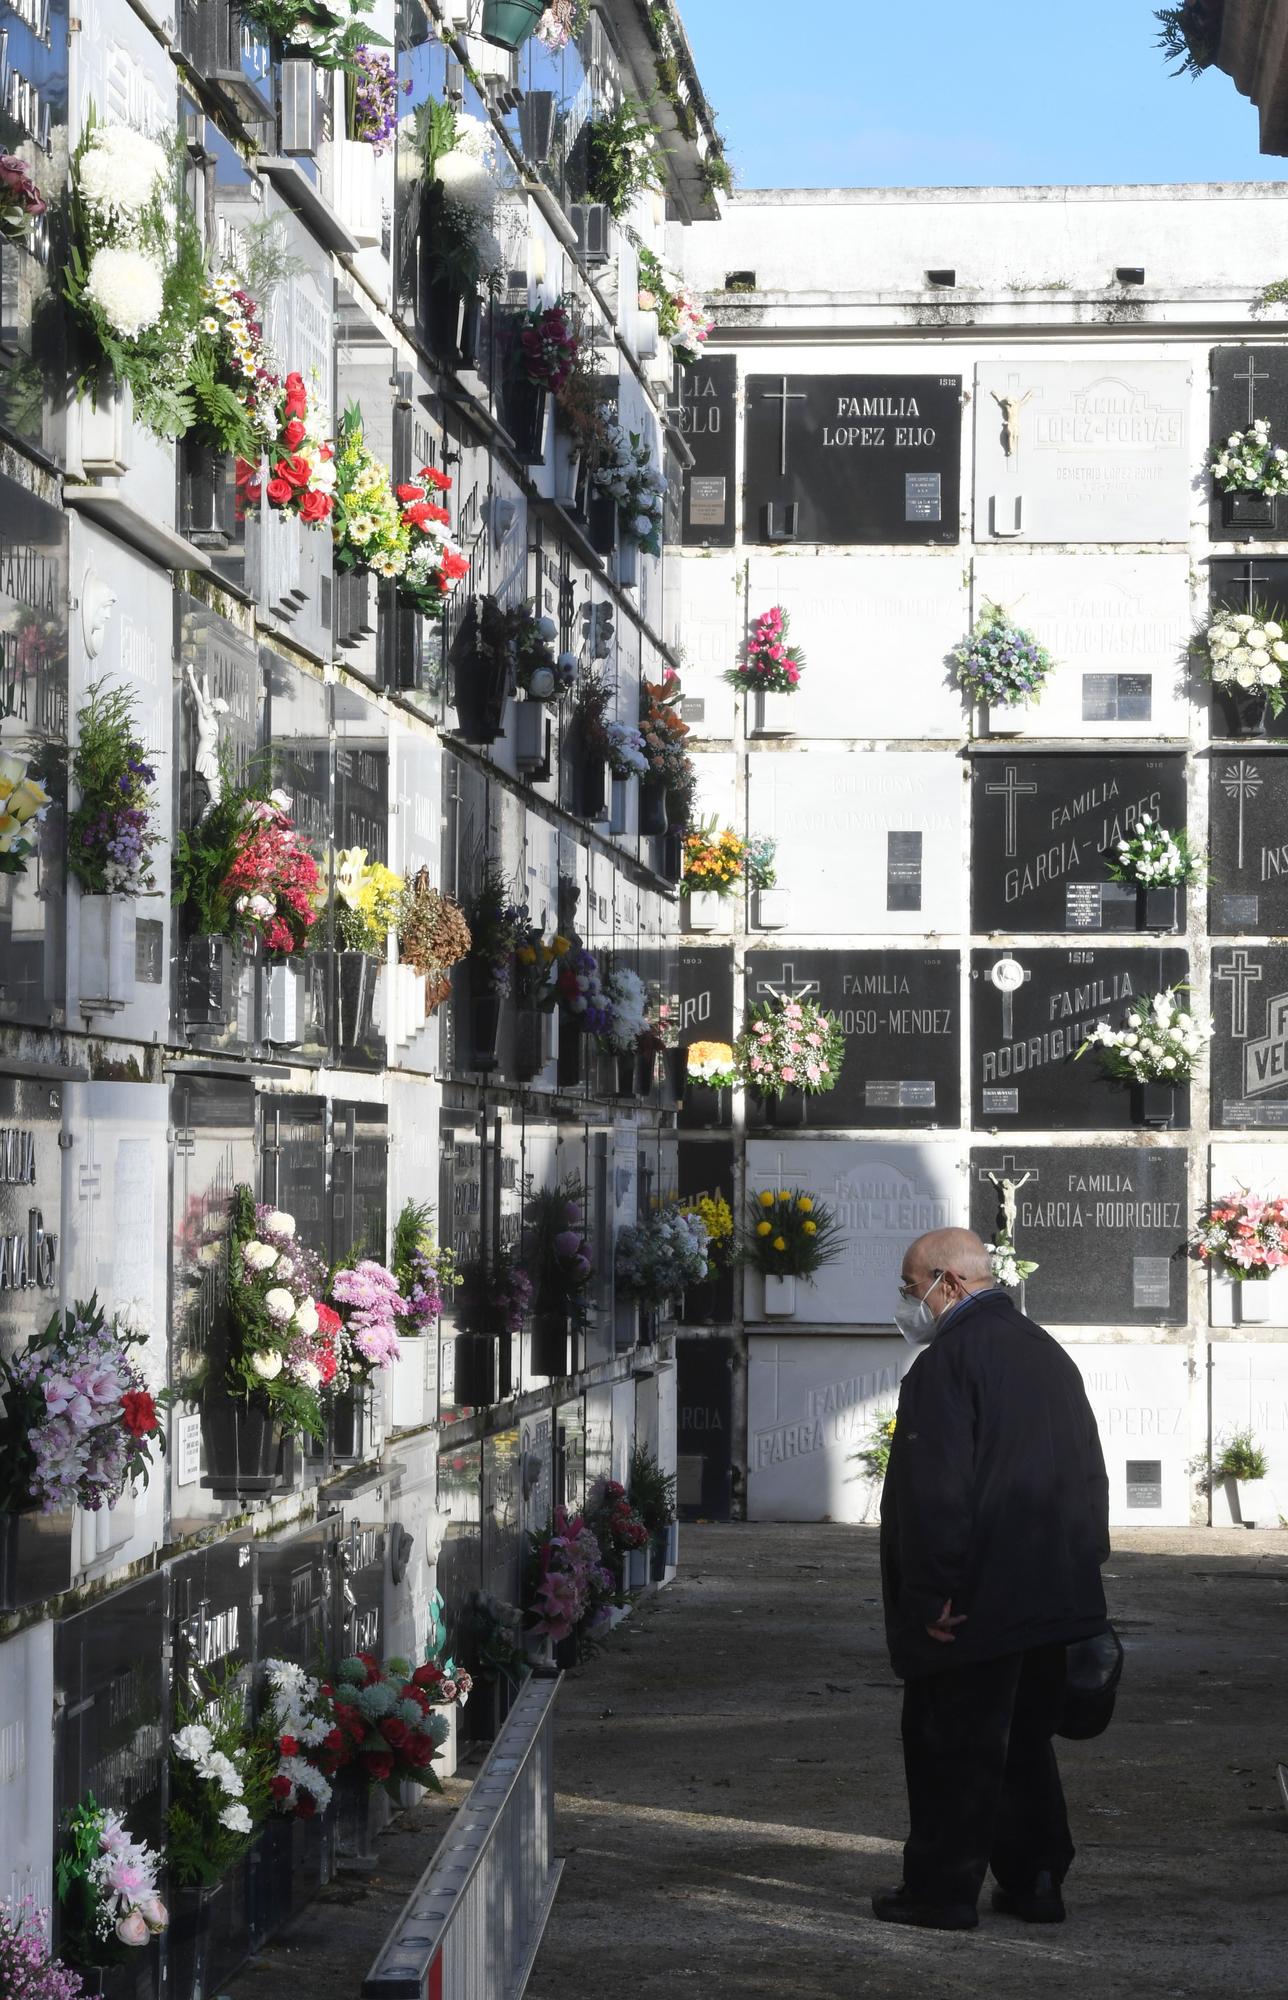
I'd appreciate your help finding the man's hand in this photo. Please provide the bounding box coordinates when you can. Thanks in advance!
[926,1598,967,1644]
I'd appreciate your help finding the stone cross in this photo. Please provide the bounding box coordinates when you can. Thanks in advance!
[1221,760,1262,872]
[985,764,1038,860]
[754,962,821,1004]
[1217,948,1264,1039]
[761,377,806,477]
[1234,354,1271,424]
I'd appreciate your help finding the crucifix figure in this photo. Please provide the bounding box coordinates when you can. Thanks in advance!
[761,376,806,477]
[1221,760,1262,872]
[992,387,1034,459]
[1234,354,1272,424]
[985,764,1038,861]
[1217,948,1264,1039]
[185,663,228,821]
[981,1162,1038,1239]
[755,962,821,1004]
[989,957,1029,1042]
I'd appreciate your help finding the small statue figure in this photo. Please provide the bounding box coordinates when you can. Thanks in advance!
[992,389,1034,459]
[185,661,228,820]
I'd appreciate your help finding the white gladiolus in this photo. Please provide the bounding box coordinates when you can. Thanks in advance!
[84,246,165,339]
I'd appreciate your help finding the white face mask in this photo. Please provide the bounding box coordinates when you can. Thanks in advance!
[893,1272,948,1346]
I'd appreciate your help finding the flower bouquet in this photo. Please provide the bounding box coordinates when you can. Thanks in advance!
[512,914,571,1016]
[392,1198,460,1333]
[467,862,528,1000]
[678,1191,735,1276]
[318,1653,449,1799]
[326,1255,409,1385]
[244,370,335,526]
[509,604,573,701]
[176,780,322,959]
[598,965,649,1056]
[535,0,589,48]
[346,46,404,151]
[524,1178,594,1321]
[526,1506,616,1652]
[1189,1193,1288,1284]
[1201,607,1288,719]
[1106,813,1203,888]
[734,998,845,1104]
[592,421,666,554]
[602,720,649,777]
[188,268,281,468]
[635,248,713,364]
[585,94,664,218]
[398,869,471,1010]
[263,1657,341,1820]
[0,152,46,242]
[0,1898,84,2000]
[746,837,778,892]
[57,1799,168,1963]
[168,1668,272,1888]
[333,846,404,960]
[332,403,411,578]
[685,1040,738,1090]
[0,742,51,874]
[727,606,805,696]
[745,1187,843,1315]
[639,675,695,820]
[953,602,1053,711]
[670,283,714,366]
[518,300,579,392]
[395,465,469,620]
[222,1189,331,1444]
[615,1205,710,1308]
[1208,418,1288,496]
[682,820,747,897]
[417,101,503,301]
[0,1298,164,1519]
[1077,989,1212,1123]
[587,1478,650,1585]
[68,682,159,897]
[556,944,613,1037]
[988,1234,1038,1289]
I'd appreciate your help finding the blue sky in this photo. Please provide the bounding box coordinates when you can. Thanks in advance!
[677,0,1287,189]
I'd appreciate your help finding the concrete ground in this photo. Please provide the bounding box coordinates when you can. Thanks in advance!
[226,1522,1288,1999]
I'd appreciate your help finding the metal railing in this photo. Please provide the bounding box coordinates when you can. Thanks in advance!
[362,1672,564,2000]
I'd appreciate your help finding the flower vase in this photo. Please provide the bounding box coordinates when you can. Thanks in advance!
[505,376,550,464]
[333,133,382,249]
[553,438,582,510]
[200,1396,285,1498]
[986,703,1027,737]
[182,933,237,1029]
[388,1336,429,1429]
[557,1014,584,1089]
[0,1506,73,1612]
[453,1332,498,1408]
[771,1088,808,1129]
[78,368,133,478]
[752,690,794,736]
[531,1307,571,1377]
[661,828,684,883]
[615,1051,636,1098]
[1221,489,1277,533]
[335,950,377,1052]
[553,1632,578,1672]
[329,1387,367,1461]
[681,1279,715,1325]
[636,309,660,361]
[616,539,640,590]
[166,1885,219,2000]
[635,1045,659,1096]
[514,699,549,774]
[468,985,503,1072]
[1135,1080,1176,1129]
[79,894,138,1014]
[586,489,618,557]
[639,773,669,836]
[753,887,789,930]
[480,0,543,48]
[1225,687,1271,738]
[263,957,307,1047]
[763,1273,797,1318]
[1139,885,1179,932]
[1236,1276,1274,1326]
[333,1766,377,1862]
[683,1082,727,1129]
[649,1530,667,1581]
[334,567,379,652]
[685,890,725,933]
[627,1547,650,1591]
[180,436,234,549]
[580,753,610,822]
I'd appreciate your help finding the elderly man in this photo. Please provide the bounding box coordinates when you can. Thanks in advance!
[874,1226,1110,1933]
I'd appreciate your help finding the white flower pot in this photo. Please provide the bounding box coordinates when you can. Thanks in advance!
[514,700,548,772]
[79,894,137,1013]
[763,1273,797,1318]
[543,1005,559,1067]
[390,963,426,1046]
[264,959,306,1046]
[665,1519,678,1569]
[636,309,659,359]
[333,132,383,247]
[617,540,640,590]
[752,690,794,736]
[609,775,630,833]
[686,890,726,933]
[753,887,789,930]
[78,371,133,478]
[1236,1477,1277,1528]
[627,1547,650,1590]
[432,1701,459,1780]
[1237,1278,1274,1326]
[388,1335,429,1430]
[553,439,582,507]
[987,704,1027,737]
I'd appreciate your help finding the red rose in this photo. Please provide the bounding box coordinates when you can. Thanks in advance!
[403,1735,435,1768]
[270,1774,292,1801]
[363,1752,393,1782]
[379,1718,410,1750]
[266,477,292,506]
[283,418,306,449]
[285,371,305,393]
[121,1391,156,1438]
[412,1663,444,1689]
[278,1734,299,1756]
[325,1727,343,1751]
[234,456,258,487]
[296,1793,316,1819]
[280,453,312,489]
[316,1303,343,1337]
[299,489,332,524]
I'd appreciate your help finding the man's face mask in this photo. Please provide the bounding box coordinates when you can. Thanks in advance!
[893,1271,947,1346]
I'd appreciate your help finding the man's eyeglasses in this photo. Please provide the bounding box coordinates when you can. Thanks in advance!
[897,1269,943,1300]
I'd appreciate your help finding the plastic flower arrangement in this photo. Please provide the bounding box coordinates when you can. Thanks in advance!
[685,1040,738,1089]
[263,1658,339,1820]
[1106,813,1204,888]
[346,45,405,153]
[556,944,613,1035]
[396,463,469,620]
[1076,988,1213,1085]
[68,681,159,897]
[331,404,411,578]
[599,965,649,1054]
[333,846,404,958]
[519,300,580,393]
[189,268,281,464]
[512,912,571,1011]
[638,675,695,800]
[588,1478,650,1560]
[506,603,572,700]
[745,836,778,892]
[318,1654,450,1799]
[1202,606,1288,716]
[56,1799,168,1961]
[952,602,1053,708]
[527,1506,615,1646]
[602,720,649,777]
[858,1410,897,1482]
[615,1204,710,1305]
[0,153,46,241]
[326,1256,409,1382]
[411,1651,473,1708]
[392,1198,461,1332]
[1189,1192,1288,1283]
[0,1298,164,1518]
[398,869,472,1009]
[243,370,335,526]
[679,1191,735,1273]
[628,1442,676,1537]
[988,1234,1038,1288]
[1208,418,1288,496]
[418,101,503,292]
[592,420,666,554]
[0,742,51,874]
[524,1178,594,1310]
[727,606,805,696]
[238,0,388,65]
[534,0,589,48]
[744,1187,843,1282]
[585,93,665,218]
[670,283,713,366]
[682,820,747,896]
[224,1189,331,1442]
[176,780,322,955]
[635,247,713,364]
[734,997,845,1100]
[167,1668,273,1889]
[467,862,528,998]
[0,1897,85,2000]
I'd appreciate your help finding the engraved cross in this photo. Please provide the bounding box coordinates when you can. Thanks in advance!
[985,764,1038,861]
[1217,948,1264,1039]
[1234,355,1271,424]
[761,377,806,477]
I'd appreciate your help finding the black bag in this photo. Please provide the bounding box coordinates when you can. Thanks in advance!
[1056,1624,1123,1740]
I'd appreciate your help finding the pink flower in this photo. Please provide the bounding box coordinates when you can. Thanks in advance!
[116,1910,151,1948]
[781,1067,796,1082]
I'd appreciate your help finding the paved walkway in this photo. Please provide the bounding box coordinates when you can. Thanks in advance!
[528,1522,1288,2000]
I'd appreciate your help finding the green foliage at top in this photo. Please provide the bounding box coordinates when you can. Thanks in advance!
[1214,1429,1269,1482]
[166,1664,274,1889]
[238,0,388,67]
[586,95,666,219]
[1154,4,1219,76]
[628,1441,676,1532]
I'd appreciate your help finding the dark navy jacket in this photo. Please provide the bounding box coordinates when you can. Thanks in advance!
[880,1290,1110,1678]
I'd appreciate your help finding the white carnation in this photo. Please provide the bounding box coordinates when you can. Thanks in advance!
[85,246,165,339]
[219,1804,253,1835]
[436,150,496,217]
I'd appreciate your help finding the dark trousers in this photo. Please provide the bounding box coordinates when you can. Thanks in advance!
[900,1642,1075,1908]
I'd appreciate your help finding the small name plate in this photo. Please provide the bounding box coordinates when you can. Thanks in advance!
[1222,894,1260,927]
[887,831,923,912]
[865,1081,937,1109]
[1081,673,1153,724]
[1223,1101,1288,1126]
[981,1087,1020,1116]
[1066,882,1102,930]
[1125,1459,1163,1509]
[1133,1255,1172,1311]
[689,476,727,526]
[905,472,942,522]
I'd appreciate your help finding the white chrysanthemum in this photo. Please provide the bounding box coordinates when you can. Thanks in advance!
[85,245,165,339]
[437,150,496,216]
[78,123,169,222]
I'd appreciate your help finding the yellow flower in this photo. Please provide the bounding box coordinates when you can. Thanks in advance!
[759,1190,774,1208]
[772,1235,787,1252]
[515,945,537,966]
[803,1220,817,1236]
[777,1190,789,1203]
[797,1197,814,1213]
[756,1220,771,1237]
[553,934,572,955]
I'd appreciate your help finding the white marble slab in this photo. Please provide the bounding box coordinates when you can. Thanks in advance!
[1061,1342,1193,1526]
[747,1334,907,1522]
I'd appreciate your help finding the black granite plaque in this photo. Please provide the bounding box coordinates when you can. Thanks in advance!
[970,1145,1187,1326]
[680,353,737,547]
[254,1521,336,1667]
[970,946,1190,1130]
[0,0,69,464]
[338,1516,386,1657]
[1208,557,1288,740]
[555,1395,586,1513]
[745,950,960,1129]
[678,1140,735,1324]
[676,1336,734,1520]
[260,1093,328,1259]
[55,1577,167,1841]
[1210,943,1288,1127]
[971,751,1187,933]
[482,1429,520,1611]
[1210,348,1288,541]
[171,1540,255,1693]
[169,1073,256,1449]
[435,1439,483,1670]
[744,373,961,546]
[1208,751,1288,934]
[332,1099,388,1262]
[678,947,734,1044]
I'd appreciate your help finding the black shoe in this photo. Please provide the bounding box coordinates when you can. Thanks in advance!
[871,1885,978,1931]
[991,1871,1066,1924]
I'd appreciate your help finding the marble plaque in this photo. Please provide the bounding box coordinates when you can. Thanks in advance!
[744,372,962,546]
[1061,1343,1192,1527]
[55,1576,168,1844]
[749,751,963,935]
[970,553,1191,738]
[680,354,737,548]
[1210,1343,1288,1511]
[0,476,67,1026]
[0,1624,55,1914]
[970,946,1190,1131]
[1208,752,1288,934]
[1206,1144,1288,1327]
[974,359,1192,542]
[676,1336,734,1518]
[747,1334,908,1523]
[745,553,966,738]
[0,1072,62,1356]
[971,750,1187,933]
[970,1146,1187,1326]
[746,1138,964,1326]
[1210,943,1288,1128]
[745,949,960,1129]
[0,0,69,463]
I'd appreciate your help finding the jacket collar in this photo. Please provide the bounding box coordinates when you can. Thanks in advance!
[934,1285,1010,1336]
